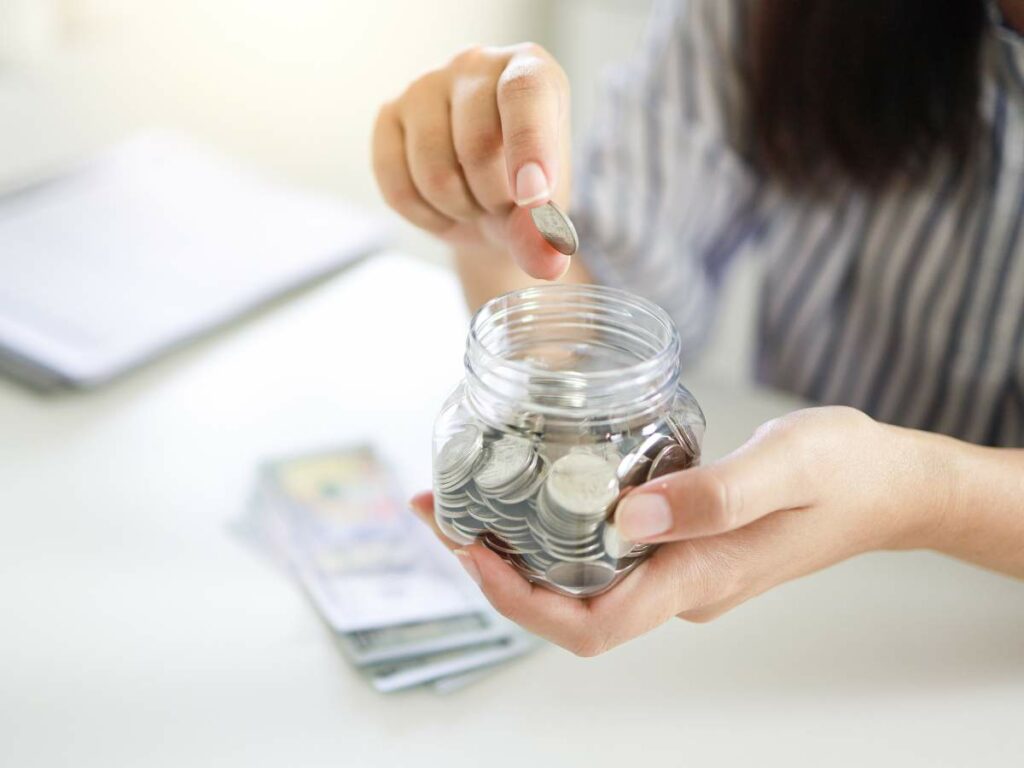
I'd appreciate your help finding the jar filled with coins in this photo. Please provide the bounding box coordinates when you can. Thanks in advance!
[432,284,705,598]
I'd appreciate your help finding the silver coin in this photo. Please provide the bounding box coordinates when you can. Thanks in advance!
[490,496,532,518]
[496,457,548,504]
[529,201,579,256]
[615,450,652,488]
[616,432,673,487]
[434,503,468,521]
[437,517,475,546]
[451,518,485,537]
[546,560,616,592]
[601,522,640,559]
[434,489,471,510]
[521,551,556,568]
[545,452,619,519]
[435,425,484,489]
[647,442,692,481]
[637,432,675,462]
[612,555,646,577]
[465,504,499,523]
[544,544,607,563]
[532,487,603,538]
[474,435,536,493]
[486,518,530,535]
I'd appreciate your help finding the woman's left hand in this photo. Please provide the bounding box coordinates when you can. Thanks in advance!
[410,406,955,656]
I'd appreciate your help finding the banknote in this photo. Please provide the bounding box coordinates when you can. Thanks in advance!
[236,444,539,693]
[365,633,537,694]
[257,445,487,633]
[338,611,521,667]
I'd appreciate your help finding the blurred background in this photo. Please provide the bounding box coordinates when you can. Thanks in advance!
[0,0,756,382]
[0,0,648,244]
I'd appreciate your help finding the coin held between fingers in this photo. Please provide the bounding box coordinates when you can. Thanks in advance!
[530,201,579,256]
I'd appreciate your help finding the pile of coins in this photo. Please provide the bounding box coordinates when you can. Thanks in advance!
[434,421,698,596]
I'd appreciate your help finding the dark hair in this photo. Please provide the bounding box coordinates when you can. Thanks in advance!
[749,0,988,189]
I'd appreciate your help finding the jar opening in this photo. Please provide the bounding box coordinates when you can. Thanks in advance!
[465,284,681,429]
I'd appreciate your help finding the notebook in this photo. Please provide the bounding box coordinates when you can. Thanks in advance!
[0,132,387,390]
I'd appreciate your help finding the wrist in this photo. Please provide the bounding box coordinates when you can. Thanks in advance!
[880,423,966,553]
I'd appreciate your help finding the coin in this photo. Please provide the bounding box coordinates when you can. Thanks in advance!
[647,442,692,481]
[601,523,639,559]
[545,452,619,519]
[435,425,483,490]
[437,517,475,546]
[529,201,579,256]
[474,435,535,494]
[616,432,675,487]
[615,450,652,488]
[546,561,616,593]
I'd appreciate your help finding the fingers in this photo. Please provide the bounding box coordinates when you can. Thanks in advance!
[408,491,464,552]
[413,494,763,653]
[617,407,879,544]
[496,46,566,207]
[372,102,455,235]
[617,415,820,544]
[399,74,481,222]
[504,206,572,280]
[458,545,595,647]
[451,73,513,213]
[372,43,572,282]
[456,543,699,656]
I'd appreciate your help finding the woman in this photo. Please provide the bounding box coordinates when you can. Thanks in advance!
[372,0,1024,656]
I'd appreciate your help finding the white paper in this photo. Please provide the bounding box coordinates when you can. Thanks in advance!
[0,131,386,387]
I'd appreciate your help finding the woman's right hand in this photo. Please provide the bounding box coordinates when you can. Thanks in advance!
[372,43,573,280]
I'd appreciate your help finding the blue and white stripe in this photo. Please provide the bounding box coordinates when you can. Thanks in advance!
[573,0,1024,447]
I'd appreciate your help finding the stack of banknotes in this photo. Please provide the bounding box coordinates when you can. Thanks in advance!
[235,445,538,693]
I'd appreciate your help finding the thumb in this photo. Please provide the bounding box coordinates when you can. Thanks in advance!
[504,206,572,280]
[615,419,817,543]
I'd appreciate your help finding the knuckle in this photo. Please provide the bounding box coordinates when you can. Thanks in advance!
[418,165,462,200]
[824,405,874,431]
[401,69,445,104]
[455,128,502,168]
[373,100,396,129]
[513,41,550,61]
[703,471,739,533]
[378,178,417,212]
[450,43,493,70]
[498,60,544,100]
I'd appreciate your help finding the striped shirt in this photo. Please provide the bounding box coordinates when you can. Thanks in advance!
[574,0,1024,447]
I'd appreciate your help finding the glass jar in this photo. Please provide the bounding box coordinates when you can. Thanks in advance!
[432,284,705,598]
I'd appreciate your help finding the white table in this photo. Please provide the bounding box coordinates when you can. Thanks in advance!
[1,254,1022,768]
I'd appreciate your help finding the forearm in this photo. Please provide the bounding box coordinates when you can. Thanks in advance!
[453,244,592,313]
[907,426,1024,578]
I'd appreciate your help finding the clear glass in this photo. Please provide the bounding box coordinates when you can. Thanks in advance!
[432,284,705,598]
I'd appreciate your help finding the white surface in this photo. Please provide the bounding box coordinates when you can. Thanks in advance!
[0,132,383,386]
[1,254,1022,768]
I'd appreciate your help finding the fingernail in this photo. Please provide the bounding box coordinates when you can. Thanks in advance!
[617,494,673,540]
[515,162,550,207]
[453,549,482,586]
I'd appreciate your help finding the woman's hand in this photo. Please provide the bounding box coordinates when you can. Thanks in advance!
[372,43,573,280]
[411,406,961,656]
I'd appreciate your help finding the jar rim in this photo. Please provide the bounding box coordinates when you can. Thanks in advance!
[464,284,682,427]
[468,283,680,381]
